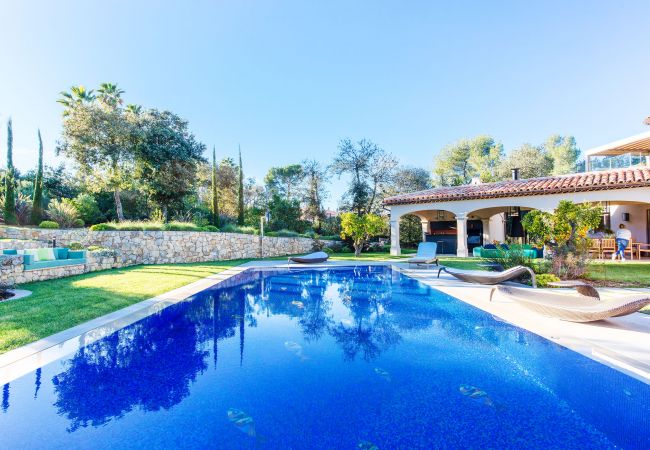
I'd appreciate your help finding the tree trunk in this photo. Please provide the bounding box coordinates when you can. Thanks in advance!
[114,187,125,222]
[354,242,362,257]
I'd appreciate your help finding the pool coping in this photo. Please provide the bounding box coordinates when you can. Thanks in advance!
[1,259,649,387]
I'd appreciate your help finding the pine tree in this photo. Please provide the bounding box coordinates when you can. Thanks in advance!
[3,119,17,225]
[237,145,245,225]
[30,129,45,224]
[211,146,220,227]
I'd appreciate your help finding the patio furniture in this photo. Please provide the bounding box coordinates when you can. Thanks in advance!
[406,242,439,268]
[438,265,536,288]
[472,244,539,259]
[2,248,86,271]
[477,263,505,272]
[635,242,650,259]
[600,238,616,259]
[490,285,650,322]
[547,280,600,299]
[288,251,329,264]
[588,239,601,259]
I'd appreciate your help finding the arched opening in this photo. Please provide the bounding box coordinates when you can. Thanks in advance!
[407,209,466,255]
[466,206,538,247]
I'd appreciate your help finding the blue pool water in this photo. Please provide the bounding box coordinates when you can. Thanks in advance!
[1,266,649,449]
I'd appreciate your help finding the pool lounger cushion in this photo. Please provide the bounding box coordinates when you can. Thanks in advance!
[407,242,439,267]
[491,285,650,322]
[288,252,329,264]
[438,265,536,288]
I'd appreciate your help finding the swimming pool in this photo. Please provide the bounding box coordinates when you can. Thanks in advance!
[1,265,648,449]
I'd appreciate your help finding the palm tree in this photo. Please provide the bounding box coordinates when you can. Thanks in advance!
[125,104,142,115]
[97,82,125,108]
[57,85,96,109]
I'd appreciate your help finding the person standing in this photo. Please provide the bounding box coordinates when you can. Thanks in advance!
[612,224,632,261]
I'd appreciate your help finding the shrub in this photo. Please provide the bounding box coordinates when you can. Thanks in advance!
[275,229,301,238]
[73,218,85,228]
[222,224,258,235]
[71,193,103,225]
[68,242,85,250]
[201,225,219,232]
[483,245,534,271]
[536,273,561,288]
[90,223,116,231]
[163,221,201,231]
[46,198,79,228]
[320,235,340,241]
[39,220,59,229]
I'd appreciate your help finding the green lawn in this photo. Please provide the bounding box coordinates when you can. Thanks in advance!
[0,260,246,354]
[585,261,650,287]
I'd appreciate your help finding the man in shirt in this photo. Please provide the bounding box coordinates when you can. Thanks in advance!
[612,224,632,261]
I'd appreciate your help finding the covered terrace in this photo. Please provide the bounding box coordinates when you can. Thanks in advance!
[384,167,650,257]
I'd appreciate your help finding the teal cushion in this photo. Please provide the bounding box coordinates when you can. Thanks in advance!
[68,250,86,260]
[54,248,69,260]
[2,249,17,255]
[24,258,86,271]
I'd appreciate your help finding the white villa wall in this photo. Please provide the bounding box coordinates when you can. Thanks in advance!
[610,204,648,242]
[488,214,506,243]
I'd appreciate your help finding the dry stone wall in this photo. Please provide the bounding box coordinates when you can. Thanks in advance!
[0,227,320,284]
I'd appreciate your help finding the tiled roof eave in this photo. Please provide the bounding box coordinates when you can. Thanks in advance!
[384,182,650,206]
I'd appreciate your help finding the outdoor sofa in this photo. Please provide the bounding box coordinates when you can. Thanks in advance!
[3,247,87,271]
[472,244,542,259]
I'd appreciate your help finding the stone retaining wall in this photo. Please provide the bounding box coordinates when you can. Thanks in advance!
[0,253,119,285]
[0,227,321,284]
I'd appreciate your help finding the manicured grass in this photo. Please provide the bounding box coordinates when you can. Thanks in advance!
[585,261,650,287]
[0,260,246,354]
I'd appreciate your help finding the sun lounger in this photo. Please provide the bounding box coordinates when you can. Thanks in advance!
[407,242,439,268]
[438,265,536,287]
[490,285,650,322]
[288,251,329,264]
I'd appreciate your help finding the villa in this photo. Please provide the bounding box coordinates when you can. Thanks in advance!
[385,132,650,257]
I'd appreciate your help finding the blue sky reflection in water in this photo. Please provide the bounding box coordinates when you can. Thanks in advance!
[0,266,649,449]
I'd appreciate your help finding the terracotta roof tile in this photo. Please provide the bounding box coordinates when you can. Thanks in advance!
[383,168,650,206]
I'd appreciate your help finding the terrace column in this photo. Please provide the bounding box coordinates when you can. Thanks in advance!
[390,219,401,256]
[456,214,468,257]
[420,219,430,242]
[481,218,490,244]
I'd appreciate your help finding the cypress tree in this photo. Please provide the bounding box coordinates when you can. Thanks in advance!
[3,119,16,225]
[211,146,220,227]
[30,129,44,224]
[237,145,244,225]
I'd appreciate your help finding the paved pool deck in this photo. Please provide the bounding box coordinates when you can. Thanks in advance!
[1,259,649,386]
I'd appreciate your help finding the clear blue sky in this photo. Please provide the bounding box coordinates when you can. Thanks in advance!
[1,0,649,208]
